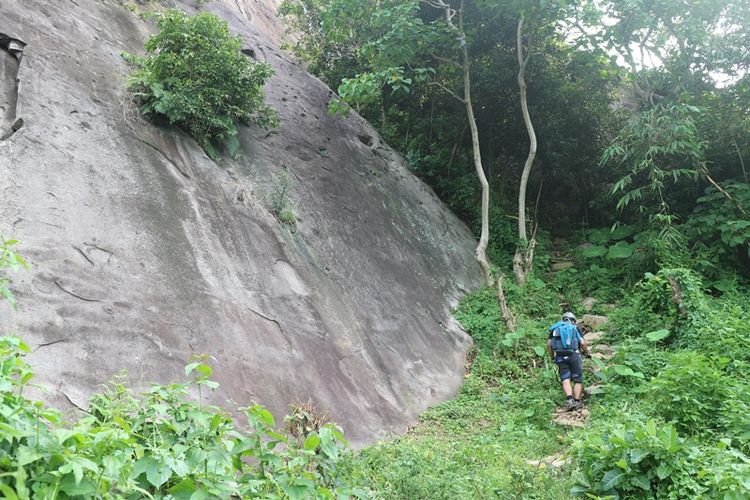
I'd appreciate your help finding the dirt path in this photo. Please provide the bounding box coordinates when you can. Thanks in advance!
[550,324,613,428]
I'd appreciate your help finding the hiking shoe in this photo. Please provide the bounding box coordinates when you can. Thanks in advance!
[565,399,577,412]
[574,400,584,411]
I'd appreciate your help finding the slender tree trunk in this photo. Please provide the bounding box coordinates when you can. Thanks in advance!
[513,17,537,285]
[496,272,516,332]
[425,0,492,285]
[731,137,748,183]
[459,3,492,285]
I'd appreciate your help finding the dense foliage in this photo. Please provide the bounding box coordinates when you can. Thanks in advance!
[124,10,277,157]
[0,336,362,499]
[4,0,750,497]
[281,0,750,280]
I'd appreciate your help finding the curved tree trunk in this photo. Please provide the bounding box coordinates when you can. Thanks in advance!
[424,0,492,285]
[463,52,492,285]
[461,6,492,285]
[513,17,537,285]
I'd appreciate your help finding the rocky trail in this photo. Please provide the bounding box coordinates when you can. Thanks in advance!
[551,318,613,428]
[528,314,615,468]
[523,237,619,470]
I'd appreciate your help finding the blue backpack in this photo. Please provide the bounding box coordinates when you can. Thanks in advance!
[549,321,579,352]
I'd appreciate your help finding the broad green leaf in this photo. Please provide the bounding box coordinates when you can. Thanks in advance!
[601,469,625,490]
[610,225,634,240]
[582,245,607,258]
[0,484,18,500]
[606,241,635,259]
[146,460,172,488]
[632,473,651,490]
[630,448,650,464]
[645,329,670,342]
[303,433,321,450]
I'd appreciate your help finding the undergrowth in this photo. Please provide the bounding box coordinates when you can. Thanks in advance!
[0,337,362,498]
[340,229,750,499]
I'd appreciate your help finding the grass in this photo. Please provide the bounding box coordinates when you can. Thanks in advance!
[339,363,581,498]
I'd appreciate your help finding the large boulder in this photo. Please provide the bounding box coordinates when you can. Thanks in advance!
[0,0,481,445]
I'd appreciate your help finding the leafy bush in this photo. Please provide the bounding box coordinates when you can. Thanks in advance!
[609,268,708,343]
[686,181,750,283]
[698,295,750,374]
[124,10,277,157]
[574,419,701,498]
[606,338,670,382]
[574,418,750,499]
[720,383,750,454]
[453,287,552,383]
[0,336,357,499]
[648,351,731,436]
[270,171,296,225]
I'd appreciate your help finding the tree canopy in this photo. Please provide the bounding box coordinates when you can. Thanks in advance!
[281,0,750,286]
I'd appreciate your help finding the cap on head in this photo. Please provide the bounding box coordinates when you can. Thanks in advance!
[563,312,577,322]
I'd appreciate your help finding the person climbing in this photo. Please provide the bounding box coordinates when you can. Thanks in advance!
[547,312,590,411]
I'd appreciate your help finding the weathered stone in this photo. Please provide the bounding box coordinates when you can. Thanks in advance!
[550,261,574,272]
[552,406,589,427]
[594,343,614,356]
[581,296,596,312]
[0,0,481,446]
[526,452,570,468]
[591,351,614,362]
[582,314,609,330]
[584,330,605,344]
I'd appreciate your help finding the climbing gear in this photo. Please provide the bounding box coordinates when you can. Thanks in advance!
[549,321,579,352]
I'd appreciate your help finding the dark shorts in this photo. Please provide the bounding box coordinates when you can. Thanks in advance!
[555,353,583,383]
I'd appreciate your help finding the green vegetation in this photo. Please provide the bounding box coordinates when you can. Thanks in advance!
[123,10,277,158]
[333,254,750,498]
[270,171,297,226]
[0,337,360,498]
[0,247,359,499]
[274,4,750,493]
[0,237,28,308]
[4,0,750,497]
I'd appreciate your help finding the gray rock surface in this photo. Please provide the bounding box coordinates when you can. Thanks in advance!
[581,296,596,312]
[0,0,481,445]
[581,314,609,331]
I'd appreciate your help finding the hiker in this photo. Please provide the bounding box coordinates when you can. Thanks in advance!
[547,312,590,411]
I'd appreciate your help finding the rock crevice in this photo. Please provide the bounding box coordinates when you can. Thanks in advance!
[0,33,24,140]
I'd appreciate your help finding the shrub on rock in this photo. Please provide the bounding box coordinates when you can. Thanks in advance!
[124,10,277,157]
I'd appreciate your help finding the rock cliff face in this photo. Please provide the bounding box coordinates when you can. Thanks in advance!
[0,0,481,445]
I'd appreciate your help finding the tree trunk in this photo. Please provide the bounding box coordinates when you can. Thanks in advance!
[425,0,492,285]
[513,17,537,285]
[496,273,516,332]
[459,3,492,285]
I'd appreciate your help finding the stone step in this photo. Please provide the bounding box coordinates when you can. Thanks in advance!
[526,452,570,468]
[581,314,609,331]
[585,330,605,344]
[550,261,574,272]
[552,406,590,427]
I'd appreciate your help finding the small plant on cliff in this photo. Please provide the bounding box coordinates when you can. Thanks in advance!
[0,237,28,308]
[270,171,297,225]
[123,10,278,157]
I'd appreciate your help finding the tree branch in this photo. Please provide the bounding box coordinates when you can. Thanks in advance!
[426,81,464,103]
